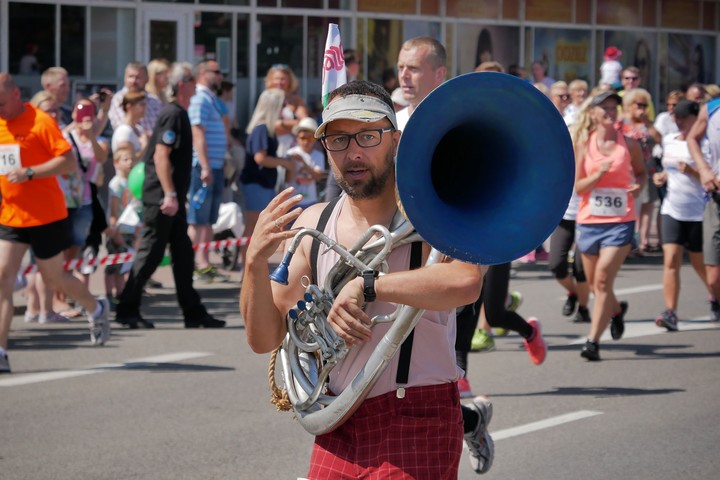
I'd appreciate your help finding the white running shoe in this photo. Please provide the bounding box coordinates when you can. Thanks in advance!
[464,395,495,474]
[88,298,111,346]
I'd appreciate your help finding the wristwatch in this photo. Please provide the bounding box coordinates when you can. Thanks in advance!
[361,270,379,303]
[25,168,34,181]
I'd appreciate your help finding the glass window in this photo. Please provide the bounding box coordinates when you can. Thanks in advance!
[9,2,54,79]
[456,25,520,75]
[533,28,592,84]
[283,0,323,7]
[199,0,249,5]
[256,14,304,78]
[90,8,135,83]
[236,14,250,127]
[364,19,404,88]
[61,6,85,76]
[194,12,233,68]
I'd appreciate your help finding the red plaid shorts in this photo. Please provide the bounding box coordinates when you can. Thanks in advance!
[307,383,463,479]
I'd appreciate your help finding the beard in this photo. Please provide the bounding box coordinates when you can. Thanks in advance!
[333,150,395,200]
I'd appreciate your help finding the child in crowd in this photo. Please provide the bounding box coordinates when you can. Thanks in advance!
[284,117,326,208]
[104,146,141,308]
[599,46,623,89]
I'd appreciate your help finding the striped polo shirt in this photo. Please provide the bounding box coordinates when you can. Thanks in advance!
[188,84,227,169]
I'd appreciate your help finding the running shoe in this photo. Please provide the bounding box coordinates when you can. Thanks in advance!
[193,265,231,283]
[40,312,70,324]
[610,301,628,340]
[524,318,546,365]
[89,298,111,346]
[23,311,39,323]
[710,297,720,323]
[655,309,679,332]
[0,351,10,374]
[515,251,536,264]
[573,306,591,323]
[493,328,509,337]
[457,377,475,399]
[471,330,495,353]
[562,293,577,316]
[535,249,549,262]
[506,291,523,312]
[463,395,494,474]
[580,339,600,361]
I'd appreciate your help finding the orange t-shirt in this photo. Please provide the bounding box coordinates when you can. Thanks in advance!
[0,104,70,227]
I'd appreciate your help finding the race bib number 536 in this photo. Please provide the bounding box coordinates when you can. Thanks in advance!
[590,188,627,217]
[0,144,22,175]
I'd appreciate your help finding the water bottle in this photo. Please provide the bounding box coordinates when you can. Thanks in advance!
[191,183,208,210]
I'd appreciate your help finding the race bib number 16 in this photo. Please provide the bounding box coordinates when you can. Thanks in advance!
[0,144,22,175]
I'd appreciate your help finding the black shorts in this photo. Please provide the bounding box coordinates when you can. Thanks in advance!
[661,214,702,253]
[0,218,71,260]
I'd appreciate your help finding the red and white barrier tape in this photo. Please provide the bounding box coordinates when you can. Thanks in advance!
[20,236,249,275]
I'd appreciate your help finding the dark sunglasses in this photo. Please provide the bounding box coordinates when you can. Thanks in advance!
[634,102,648,108]
[272,64,289,70]
[623,76,639,81]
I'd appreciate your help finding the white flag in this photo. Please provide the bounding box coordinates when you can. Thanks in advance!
[321,23,347,107]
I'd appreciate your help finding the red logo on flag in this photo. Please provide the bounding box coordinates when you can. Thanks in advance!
[324,46,345,73]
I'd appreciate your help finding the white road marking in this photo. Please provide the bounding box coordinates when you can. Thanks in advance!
[0,352,212,387]
[558,283,663,301]
[568,316,720,345]
[491,410,603,440]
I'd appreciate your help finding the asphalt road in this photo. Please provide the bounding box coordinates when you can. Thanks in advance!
[2,253,719,480]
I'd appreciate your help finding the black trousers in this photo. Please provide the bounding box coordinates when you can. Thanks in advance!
[117,203,206,320]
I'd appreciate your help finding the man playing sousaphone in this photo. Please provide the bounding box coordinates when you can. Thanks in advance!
[240,80,485,479]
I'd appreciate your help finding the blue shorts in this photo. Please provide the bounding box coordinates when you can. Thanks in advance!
[576,221,635,256]
[66,204,93,247]
[242,182,276,212]
[187,166,225,225]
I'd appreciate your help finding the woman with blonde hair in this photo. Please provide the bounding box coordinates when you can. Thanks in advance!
[263,64,309,156]
[146,58,170,106]
[621,88,661,253]
[240,88,297,258]
[573,91,646,361]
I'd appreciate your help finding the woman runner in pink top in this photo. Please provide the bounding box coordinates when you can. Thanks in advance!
[572,91,646,361]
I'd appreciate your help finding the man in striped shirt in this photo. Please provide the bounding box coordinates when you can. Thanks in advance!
[188,60,229,282]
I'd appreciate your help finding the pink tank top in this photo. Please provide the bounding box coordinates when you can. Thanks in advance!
[316,197,461,399]
[577,131,637,224]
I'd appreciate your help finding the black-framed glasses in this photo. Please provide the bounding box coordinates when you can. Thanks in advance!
[321,128,395,152]
[557,94,570,101]
[209,69,222,75]
[634,102,648,108]
[623,76,639,81]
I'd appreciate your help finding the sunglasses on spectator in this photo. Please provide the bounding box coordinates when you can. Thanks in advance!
[557,94,570,101]
[634,102,648,108]
[209,69,222,75]
[624,76,639,81]
[273,64,289,70]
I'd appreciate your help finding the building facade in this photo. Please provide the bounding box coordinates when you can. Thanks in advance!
[1,0,718,126]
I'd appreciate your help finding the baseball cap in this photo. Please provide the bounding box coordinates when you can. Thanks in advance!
[292,117,319,135]
[315,94,398,139]
[673,99,699,118]
[604,46,622,61]
[590,90,622,107]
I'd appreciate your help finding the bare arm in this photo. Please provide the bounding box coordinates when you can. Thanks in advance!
[191,124,212,184]
[686,104,718,191]
[329,254,483,346]
[154,143,179,217]
[7,150,75,183]
[240,187,307,353]
[626,137,647,197]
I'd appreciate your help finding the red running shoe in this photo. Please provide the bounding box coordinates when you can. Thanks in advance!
[457,377,475,399]
[524,318,546,365]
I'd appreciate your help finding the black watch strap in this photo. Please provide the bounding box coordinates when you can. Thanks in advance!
[25,168,34,180]
[361,270,379,303]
